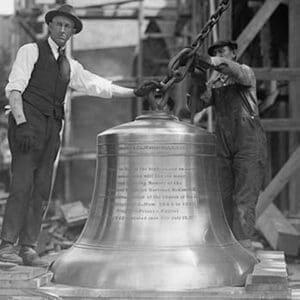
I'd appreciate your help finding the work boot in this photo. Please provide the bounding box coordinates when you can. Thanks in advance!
[19,246,49,268]
[0,241,23,265]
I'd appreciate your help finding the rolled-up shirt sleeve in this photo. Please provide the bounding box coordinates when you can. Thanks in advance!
[5,43,38,98]
[69,59,112,98]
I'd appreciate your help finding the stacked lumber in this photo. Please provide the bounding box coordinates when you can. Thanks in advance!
[246,250,289,292]
[0,265,52,300]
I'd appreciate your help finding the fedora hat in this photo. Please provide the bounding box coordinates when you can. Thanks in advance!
[45,4,82,34]
[208,40,238,56]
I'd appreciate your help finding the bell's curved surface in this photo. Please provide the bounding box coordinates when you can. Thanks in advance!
[51,112,257,290]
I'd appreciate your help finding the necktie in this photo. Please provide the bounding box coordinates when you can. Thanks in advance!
[57,47,70,82]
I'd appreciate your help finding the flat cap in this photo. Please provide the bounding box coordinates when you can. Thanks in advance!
[208,40,238,56]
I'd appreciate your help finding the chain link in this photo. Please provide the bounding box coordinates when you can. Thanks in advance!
[159,0,230,93]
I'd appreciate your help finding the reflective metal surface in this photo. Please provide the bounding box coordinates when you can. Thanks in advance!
[51,112,257,290]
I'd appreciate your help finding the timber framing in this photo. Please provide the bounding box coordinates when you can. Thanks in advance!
[233,0,300,214]
[236,0,282,59]
[253,68,300,81]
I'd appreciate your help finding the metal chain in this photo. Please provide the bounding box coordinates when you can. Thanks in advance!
[191,0,230,50]
[159,0,230,94]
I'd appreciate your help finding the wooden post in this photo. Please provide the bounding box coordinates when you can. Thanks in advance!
[206,0,218,133]
[288,0,300,213]
[256,146,300,217]
[133,0,144,118]
[209,0,218,42]
[236,0,281,59]
[63,38,73,203]
[218,0,232,40]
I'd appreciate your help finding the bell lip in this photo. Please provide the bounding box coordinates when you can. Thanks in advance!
[135,111,179,121]
[50,242,257,289]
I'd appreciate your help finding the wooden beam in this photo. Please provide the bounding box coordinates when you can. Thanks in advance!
[236,0,282,59]
[256,203,300,256]
[261,119,300,132]
[253,68,300,80]
[217,0,232,40]
[288,0,300,213]
[256,146,300,217]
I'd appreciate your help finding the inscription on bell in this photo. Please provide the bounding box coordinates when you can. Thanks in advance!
[110,165,196,222]
[97,142,206,224]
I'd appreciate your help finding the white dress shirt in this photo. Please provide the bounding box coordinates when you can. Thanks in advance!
[5,37,113,99]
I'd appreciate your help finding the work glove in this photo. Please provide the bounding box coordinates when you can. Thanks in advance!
[15,123,36,153]
[194,53,213,70]
[134,80,162,97]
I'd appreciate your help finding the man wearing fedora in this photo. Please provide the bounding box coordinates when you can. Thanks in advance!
[0,4,158,267]
[187,40,267,250]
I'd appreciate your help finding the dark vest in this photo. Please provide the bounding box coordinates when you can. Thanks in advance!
[22,40,70,119]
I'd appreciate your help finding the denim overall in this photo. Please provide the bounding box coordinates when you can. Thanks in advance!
[212,83,267,240]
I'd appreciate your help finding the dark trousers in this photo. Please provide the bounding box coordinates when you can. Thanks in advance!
[1,102,62,247]
[216,117,267,241]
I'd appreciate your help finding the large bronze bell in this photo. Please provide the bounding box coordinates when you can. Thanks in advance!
[51,110,257,290]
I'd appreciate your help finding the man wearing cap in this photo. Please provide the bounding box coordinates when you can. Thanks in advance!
[0,4,158,267]
[187,40,267,249]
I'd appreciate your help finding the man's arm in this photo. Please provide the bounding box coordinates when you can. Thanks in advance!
[111,84,134,98]
[70,60,160,99]
[5,43,38,99]
[5,43,38,124]
[210,57,255,87]
[69,61,113,98]
[194,54,255,87]
[9,90,26,125]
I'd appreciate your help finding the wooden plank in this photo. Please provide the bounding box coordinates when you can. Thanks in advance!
[292,290,300,300]
[288,0,300,214]
[261,119,300,132]
[288,217,300,232]
[0,266,47,280]
[0,297,43,300]
[0,289,42,296]
[245,279,288,292]
[256,146,300,216]
[0,272,52,289]
[256,203,300,256]
[253,68,300,80]
[60,201,88,226]
[236,0,282,59]
[40,284,291,299]
[256,250,285,261]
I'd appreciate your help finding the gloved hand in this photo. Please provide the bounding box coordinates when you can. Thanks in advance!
[134,80,162,97]
[194,53,213,70]
[15,123,36,153]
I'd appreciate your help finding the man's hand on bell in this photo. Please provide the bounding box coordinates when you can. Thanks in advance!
[15,123,37,153]
[134,80,162,97]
